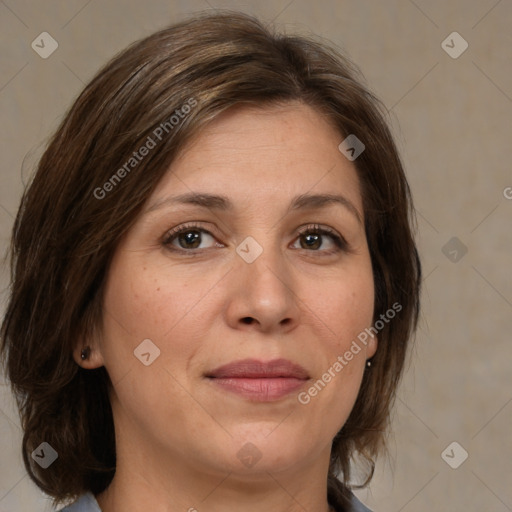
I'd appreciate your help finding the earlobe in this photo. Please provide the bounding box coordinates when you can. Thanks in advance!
[72,344,105,369]
[366,335,378,360]
[80,346,91,361]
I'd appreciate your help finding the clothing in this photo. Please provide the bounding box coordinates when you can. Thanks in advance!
[346,492,373,512]
[59,491,372,512]
[59,493,101,511]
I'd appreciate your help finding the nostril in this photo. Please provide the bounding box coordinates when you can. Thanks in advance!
[241,317,254,324]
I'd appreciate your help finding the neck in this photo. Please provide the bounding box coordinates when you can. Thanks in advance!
[96,434,333,512]
[97,474,333,512]
[96,394,336,512]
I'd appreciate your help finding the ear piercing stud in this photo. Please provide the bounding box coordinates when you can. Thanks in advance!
[81,347,91,360]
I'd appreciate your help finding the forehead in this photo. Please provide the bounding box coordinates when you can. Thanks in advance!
[150,101,363,214]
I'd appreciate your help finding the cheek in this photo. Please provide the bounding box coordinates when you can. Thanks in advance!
[99,260,183,374]
[299,262,374,424]
[312,264,375,348]
[103,258,196,338]
[99,254,222,385]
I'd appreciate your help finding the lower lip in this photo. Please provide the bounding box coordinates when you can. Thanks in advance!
[208,377,307,401]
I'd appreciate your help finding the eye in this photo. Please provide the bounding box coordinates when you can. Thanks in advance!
[163,223,222,252]
[162,222,348,255]
[292,224,348,254]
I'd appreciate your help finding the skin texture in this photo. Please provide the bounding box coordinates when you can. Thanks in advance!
[74,102,377,512]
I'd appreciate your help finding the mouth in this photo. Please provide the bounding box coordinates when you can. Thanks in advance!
[205,358,310,402]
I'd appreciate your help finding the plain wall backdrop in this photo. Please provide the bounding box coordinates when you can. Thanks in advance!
[0,1,511,511]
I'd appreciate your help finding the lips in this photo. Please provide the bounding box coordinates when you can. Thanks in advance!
[206,358,310,401]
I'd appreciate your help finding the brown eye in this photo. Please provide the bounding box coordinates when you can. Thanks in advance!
[293,225,348,254]
[300,233,322,250]
[176,230,202,249]
[163,224,219,252]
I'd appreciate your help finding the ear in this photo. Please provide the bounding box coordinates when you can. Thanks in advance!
[72,337,105,369]
[366,334,378,360]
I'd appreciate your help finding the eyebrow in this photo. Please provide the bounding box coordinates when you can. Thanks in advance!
[145,192,362,224]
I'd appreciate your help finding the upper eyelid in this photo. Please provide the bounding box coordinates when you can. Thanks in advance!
[163,222,340,237]
[162,222,215,242]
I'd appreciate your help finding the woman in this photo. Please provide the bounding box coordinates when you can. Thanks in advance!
[0,11,421,512]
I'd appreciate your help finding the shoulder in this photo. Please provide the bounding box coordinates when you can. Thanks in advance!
[58,493,102,512]
[330,490,373,512]
[347,492,373,512]
[328,479,373,512]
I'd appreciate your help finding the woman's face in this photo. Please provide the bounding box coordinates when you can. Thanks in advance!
[92,102,376,480]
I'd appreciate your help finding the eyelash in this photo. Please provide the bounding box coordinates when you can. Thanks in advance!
[162,222,349,256]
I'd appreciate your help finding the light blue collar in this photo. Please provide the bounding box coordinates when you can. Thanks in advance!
[59,492,101,512]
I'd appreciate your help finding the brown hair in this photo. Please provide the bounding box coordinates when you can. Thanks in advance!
[0,10,421,508]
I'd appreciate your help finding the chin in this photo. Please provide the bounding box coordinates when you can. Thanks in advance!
[221,424,321,475]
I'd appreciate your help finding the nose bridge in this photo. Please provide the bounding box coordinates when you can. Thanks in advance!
[236,232,285,288]
[232,231,298,329]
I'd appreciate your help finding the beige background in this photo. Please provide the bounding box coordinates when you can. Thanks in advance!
[1,1,511,511]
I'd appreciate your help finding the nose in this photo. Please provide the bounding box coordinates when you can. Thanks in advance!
[224,240,301,334]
